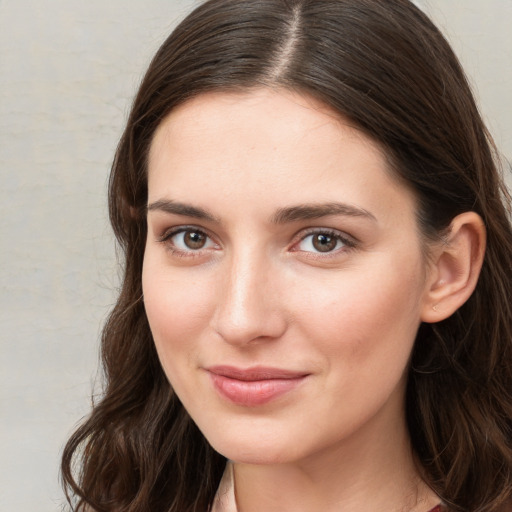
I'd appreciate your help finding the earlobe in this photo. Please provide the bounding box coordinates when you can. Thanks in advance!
[421,212,486,323]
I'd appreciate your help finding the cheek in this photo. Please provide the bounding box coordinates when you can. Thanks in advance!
[284,261,424,437]
[142,260,220,412]
[288,257,425,367]
[142,258,216,363]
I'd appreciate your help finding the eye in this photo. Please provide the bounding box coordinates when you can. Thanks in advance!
[159,227,217,253]
[295,230,353,254]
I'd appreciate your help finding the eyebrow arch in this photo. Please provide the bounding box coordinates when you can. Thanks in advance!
[146,199,220,223]
[271,202,377,224]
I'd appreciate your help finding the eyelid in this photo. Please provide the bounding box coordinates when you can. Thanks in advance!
[289,227,357,254]
[157,225,220,255]
[158,224,210,240]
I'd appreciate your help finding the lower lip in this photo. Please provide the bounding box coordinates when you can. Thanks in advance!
[209,373,306,406]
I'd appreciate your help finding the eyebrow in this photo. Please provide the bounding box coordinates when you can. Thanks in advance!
[147,199,376,225]
[271,202,377,224]
[146,199,220,223]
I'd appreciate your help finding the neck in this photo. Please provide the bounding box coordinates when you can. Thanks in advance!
[232,402,439,512]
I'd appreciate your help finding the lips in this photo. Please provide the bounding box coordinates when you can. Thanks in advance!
[206,365,309,406]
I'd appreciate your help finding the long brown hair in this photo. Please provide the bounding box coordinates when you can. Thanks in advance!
[61,1,512,510]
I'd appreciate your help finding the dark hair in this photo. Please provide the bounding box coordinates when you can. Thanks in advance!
[61,0,512,510]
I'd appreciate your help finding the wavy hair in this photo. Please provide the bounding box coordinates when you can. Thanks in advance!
[61,0,512,510]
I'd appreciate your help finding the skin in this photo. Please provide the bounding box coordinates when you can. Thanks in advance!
[142,88,466,511]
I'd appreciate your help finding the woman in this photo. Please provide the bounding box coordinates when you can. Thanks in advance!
[61,0,512,511]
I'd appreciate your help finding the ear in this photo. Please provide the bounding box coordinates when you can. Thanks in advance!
[421,212,486,323]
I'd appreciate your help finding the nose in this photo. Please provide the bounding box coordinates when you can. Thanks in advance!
[211,249,288,346]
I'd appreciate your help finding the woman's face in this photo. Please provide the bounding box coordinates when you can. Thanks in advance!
[143,88,434,465]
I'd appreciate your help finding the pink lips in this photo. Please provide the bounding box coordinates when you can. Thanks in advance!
[207,365,308,406]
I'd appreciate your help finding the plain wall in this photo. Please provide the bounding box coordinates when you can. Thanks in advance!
[0,1,510,510]
[424,0,512,170]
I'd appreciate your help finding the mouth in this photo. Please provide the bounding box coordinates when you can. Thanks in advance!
[206,365,310,406]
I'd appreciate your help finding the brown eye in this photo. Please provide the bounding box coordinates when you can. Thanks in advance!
[295,230,352,254]
[312,233,338,252]
[162,228,216,253]
[184,230,207,249]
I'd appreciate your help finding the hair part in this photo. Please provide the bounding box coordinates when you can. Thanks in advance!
[267,3,302,81]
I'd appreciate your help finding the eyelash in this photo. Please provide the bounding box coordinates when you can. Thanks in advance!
[291,228,357,258]
[156,226,357,259]
[157,226,218,258]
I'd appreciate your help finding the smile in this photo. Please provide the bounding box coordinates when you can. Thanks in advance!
[206,366,309,407]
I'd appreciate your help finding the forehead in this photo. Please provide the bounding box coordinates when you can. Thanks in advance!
[150,88,378,156]
[147,88,417,228]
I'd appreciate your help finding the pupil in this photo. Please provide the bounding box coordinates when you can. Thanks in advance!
[313,234,336,252]
[185,231,206,249]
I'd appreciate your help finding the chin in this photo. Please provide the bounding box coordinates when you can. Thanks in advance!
[202,425,299,465]
[214,444,292,466]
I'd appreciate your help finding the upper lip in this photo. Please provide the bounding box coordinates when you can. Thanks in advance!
[206,365,309,381]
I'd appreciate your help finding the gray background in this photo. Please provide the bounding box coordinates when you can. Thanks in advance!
[0,1,510,510]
